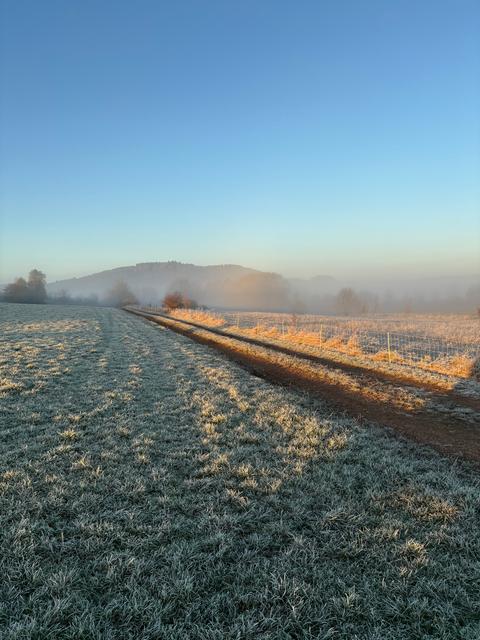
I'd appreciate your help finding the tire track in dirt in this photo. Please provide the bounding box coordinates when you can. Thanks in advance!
[135,310,480,403]
[126,308,480,464]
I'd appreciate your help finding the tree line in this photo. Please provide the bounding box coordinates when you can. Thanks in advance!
[3,269,479,316]
[2,270,48,304]
[1,270,139,308]
[1,269,198,311]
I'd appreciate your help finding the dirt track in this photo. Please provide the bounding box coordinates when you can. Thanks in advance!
[126,308,480,464]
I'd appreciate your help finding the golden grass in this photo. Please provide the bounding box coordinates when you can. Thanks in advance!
[168,309,478,379]
[372,350,405,364]
[232,311,480,345]
[59,428,78,441]
[0,378,24,394]
[170,309,224,327]
[426,354,476,378]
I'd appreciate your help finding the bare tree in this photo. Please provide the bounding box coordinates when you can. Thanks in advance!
[181,296,198,310]
[335,287,362,316]
[106,281,138,307]
[3,269,47,303]
[27,269,47,303]
[3,277,29,303]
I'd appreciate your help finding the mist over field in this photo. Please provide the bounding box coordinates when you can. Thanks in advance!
[41,260,480,314]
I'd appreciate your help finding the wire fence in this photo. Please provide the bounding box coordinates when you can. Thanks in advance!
[223,313,480,363]
[142,307,480,366]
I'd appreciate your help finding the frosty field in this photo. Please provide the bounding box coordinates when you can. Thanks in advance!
[1,303,480,639]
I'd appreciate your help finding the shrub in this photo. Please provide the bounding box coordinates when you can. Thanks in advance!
[163,292,198,312]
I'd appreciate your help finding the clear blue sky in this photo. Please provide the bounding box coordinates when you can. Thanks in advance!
[1,0,479,282]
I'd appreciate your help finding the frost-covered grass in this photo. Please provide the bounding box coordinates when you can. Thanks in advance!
[1,302,480,639]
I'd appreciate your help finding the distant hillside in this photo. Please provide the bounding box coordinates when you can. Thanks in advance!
[47,261,340,311]
[48,262,253,305]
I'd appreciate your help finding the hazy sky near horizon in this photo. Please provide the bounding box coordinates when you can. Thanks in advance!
[1,0,479,283]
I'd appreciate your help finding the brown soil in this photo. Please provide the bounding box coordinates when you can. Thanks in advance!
[149,311,477,391]
[126,308,480,465]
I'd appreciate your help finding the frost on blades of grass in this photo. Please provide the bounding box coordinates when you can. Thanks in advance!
[0,302,479,639]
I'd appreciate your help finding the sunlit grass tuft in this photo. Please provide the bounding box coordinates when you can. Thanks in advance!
[59,428,78,441]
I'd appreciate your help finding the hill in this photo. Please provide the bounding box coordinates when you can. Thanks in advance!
[47,261,340,311]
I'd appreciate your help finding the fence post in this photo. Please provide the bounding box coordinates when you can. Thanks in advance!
[387,332,391,363]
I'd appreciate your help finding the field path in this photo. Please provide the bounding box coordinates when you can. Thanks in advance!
[127,308,480,464]
[1,303,480,639]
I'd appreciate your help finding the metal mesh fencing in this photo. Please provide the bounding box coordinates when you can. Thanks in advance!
[141,307,479,366]
[220,312,479,364]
